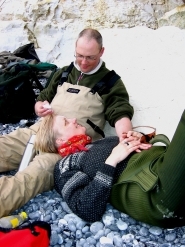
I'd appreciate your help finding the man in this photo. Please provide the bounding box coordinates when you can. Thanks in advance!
[0,28,134,217]
[35,28,134,141]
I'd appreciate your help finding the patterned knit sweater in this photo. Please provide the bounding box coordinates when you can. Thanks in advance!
[54,136,133,222]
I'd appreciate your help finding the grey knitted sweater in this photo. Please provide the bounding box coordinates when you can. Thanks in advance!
[54,136,132,222]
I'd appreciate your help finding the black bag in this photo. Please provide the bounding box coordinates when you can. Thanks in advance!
[0,62,57,124]
[0,42,58,124]
[0,43,40,71]
[0,63,38,123]
[13,43,40,62]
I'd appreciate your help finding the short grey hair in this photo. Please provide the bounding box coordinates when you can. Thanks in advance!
[76,28,103,49]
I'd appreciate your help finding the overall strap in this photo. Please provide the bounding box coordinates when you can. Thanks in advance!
[89,70,120,96]
[59,62,74,86]
[87,71,120,138]
[86,119,105,138]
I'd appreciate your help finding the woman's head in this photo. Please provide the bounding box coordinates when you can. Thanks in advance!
[34,114,57,153]
[34,114,86,153]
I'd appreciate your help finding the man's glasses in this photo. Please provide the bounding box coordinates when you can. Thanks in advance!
[74,51,101,62]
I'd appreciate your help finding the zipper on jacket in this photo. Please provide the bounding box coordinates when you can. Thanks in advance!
[76,72,84,85]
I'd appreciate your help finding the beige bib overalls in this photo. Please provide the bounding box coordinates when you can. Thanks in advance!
[51,82,105,140]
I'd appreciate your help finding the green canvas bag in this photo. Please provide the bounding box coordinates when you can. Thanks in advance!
[110,134,171,225]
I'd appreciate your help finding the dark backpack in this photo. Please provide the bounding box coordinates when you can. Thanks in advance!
[0,62,57,124]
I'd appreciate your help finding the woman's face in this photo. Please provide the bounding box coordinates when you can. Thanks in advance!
[54,116,86,143]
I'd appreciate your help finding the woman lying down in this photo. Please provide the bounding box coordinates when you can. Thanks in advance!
[34,111,185,229]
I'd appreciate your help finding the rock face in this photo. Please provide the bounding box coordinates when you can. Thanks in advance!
[158,5,185,29]
[0,0,185,31]
[0,1,185,140]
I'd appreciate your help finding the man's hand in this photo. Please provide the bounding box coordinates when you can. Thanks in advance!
[120,130,142,142]
[120,130,152,152]
[115,117,133,141]
[34,101,53,117]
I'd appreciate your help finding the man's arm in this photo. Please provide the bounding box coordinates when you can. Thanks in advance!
[115,118,152,151]
[35,68,66,117]
[115,117,132,142]
[103,77,134,127]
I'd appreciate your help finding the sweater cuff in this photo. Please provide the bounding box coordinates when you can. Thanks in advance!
[98,162,116,177]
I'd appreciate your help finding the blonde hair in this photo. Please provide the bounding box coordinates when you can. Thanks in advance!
[34,114,58,153]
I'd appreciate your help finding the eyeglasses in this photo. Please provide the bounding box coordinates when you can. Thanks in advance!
[74,51,100,62]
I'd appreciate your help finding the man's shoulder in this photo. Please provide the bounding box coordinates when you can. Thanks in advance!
[99,62,120,78]
[101,61,119,72]
[99,61,110,72]
[52,64,72,80]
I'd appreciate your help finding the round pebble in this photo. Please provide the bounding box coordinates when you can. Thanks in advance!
[149,226,163,236]
[90,222,104,234]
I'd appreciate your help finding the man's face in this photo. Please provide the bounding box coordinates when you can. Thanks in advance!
[75,37,104,73]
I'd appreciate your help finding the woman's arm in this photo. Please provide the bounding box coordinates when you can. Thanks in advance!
[54,162,115,222]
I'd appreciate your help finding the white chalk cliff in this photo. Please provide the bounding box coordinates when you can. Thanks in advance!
[1,0,185,140]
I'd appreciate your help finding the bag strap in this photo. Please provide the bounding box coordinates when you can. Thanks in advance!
[29,70,44,91]
[15,63,44,91]
[28,62,57,71]
[149,134,170,147]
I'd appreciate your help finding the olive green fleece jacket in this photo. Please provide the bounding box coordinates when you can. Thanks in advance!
[37,62,134,127]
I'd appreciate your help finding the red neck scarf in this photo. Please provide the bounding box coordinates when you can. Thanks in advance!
[58,134,92,157]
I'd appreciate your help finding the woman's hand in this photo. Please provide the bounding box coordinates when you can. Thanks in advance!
[34,101,53,117]
[105,139,141,167]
